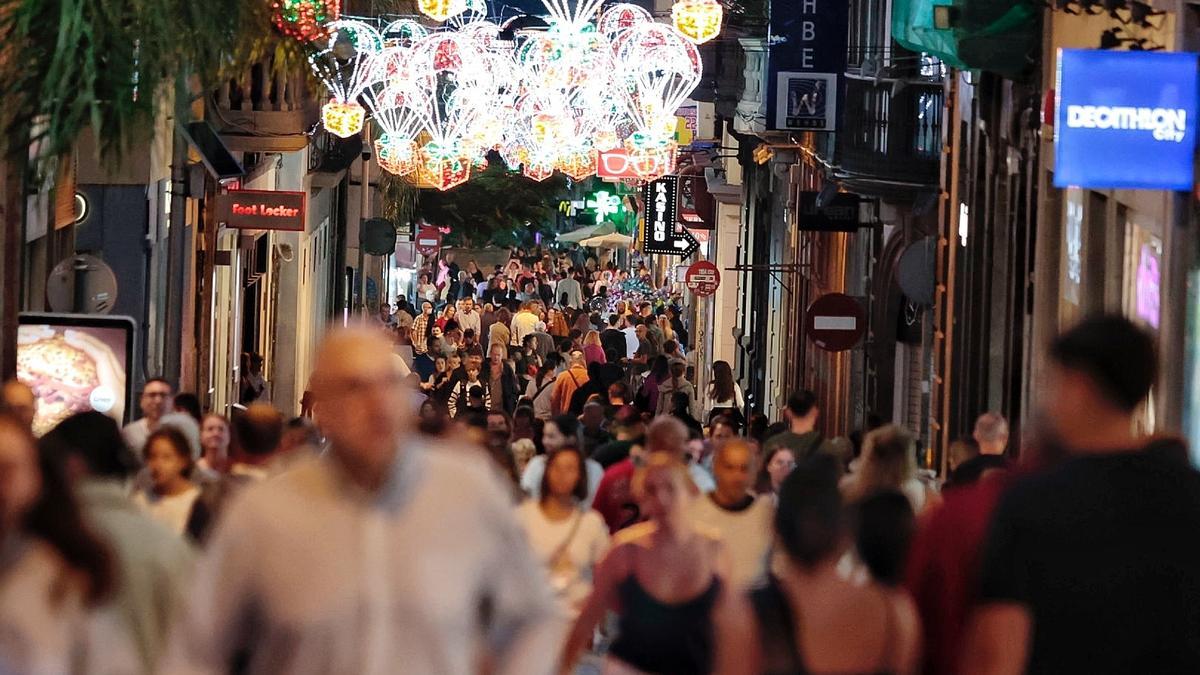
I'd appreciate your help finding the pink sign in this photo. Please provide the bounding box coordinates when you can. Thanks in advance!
[1136,243,1161,329]
[597,150,642,180]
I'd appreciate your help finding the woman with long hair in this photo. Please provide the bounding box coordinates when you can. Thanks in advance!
[132,427,203,536]
[520,415,604,505]
[657,315,676,343]
[581,330,606,365]
[515,447,609,617]
[735,453,921,675]
[547,307,570,338]
[706,360,745,426]
[756,446,797,498]
[636,355,671,415]
[0,414,118,672]
[562,418,737,675]
[489,307,512,349]
[842,425,941,515]
[656,359,697,419]
[434,303,457,330]
[466,259,485,284]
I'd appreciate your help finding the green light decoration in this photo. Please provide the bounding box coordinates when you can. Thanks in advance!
[586,191,622,221]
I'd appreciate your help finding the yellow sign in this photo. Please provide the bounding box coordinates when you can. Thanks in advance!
[675,117,694,147]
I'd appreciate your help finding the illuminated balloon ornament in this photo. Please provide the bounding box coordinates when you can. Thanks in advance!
[418,142,473,191]
[272,0,340,41]
[671,0,723,44]
[310,20,384,137]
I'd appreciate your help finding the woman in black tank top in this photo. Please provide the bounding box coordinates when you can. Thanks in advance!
[736,454,920,675]
[561,427,736,675]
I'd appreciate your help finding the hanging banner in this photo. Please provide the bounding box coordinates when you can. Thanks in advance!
[678,170,715,230]
[767,0,850,132]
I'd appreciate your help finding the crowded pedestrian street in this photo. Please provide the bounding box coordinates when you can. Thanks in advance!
[4,0,1200,673]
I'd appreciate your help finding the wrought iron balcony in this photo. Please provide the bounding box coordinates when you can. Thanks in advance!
[833,74,943,191]
[210,55,318,153]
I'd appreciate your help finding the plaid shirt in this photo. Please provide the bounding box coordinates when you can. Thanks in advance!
[412,313,431,354]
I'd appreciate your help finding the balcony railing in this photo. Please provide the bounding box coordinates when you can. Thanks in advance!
[834,76,943,186]
[211,55,317,152]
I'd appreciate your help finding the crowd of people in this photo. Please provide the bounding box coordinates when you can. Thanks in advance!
[0,294,1199,674]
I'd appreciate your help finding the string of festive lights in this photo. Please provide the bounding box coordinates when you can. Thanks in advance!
[299,0,715,188]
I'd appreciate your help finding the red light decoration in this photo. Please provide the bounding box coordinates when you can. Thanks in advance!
[272,0,341,42]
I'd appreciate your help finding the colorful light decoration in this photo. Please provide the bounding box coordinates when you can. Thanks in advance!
[322,99,367,138]
[310,20,384,137]
[272,0,340,41]
[299,0,719,187]
[671,0,724,45]
[374,134,419,175]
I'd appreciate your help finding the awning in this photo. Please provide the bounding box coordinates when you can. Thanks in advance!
[579,232,634,248]
[556,221,616,243]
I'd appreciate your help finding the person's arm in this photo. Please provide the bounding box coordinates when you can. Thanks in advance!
[711,539,757,675]
[960,604,1031,675]
[960,491,1034,675]
[561,543,629,674]
[160,498,261,674]
[448,383,461,418]
[480,467,567,675]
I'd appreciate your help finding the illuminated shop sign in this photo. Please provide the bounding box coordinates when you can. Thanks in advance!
[1055,49,1198,190]
[216,189,307,231]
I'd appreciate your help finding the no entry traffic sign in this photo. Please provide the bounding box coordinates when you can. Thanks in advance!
[806,293,866,352]
[685,261,720,297]
[415,228,443,257]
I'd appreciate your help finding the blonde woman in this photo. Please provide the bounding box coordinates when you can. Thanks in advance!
[841,425,941,514]
[582,330,606,365]
[561,418,739,675]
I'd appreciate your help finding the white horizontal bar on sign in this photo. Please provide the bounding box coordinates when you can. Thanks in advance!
[813,316,857,331]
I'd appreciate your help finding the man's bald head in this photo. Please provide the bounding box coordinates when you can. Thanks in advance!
[309,327,409,490]
[0,380,35,430]
[645,416,689,458]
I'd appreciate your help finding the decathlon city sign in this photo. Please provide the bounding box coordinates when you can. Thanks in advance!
[1054,49,1198,191]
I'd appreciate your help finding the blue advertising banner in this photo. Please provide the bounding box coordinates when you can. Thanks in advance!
[767,0,850,132]
[1054,49,1199,191]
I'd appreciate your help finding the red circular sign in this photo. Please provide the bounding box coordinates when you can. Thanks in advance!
[415,228,443,257]
[805,293,866,352]
[685,261,721,297]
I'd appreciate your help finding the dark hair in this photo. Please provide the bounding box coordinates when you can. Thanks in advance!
[775,453,844,567]
[444,319,461,333]
[710,361,735,403]
[465,344,485,358]
[3,415,115,606]
[663,340,678,355]
[709,414,737,435]
[786,390,818,418]
[495,307,512,324]
[853,490,916,587]
[540,447,589,503]
[1049,314,1156,412]
[233,406,284,457]
[40,411,139,480]
[748,413,770,443]
[144,427,195,478]
[548,414,581,449]
[557,338,573,353]
[173,392,203,423]
[650,355,670,381]
[608,314,619,327]
[468,385,486,400]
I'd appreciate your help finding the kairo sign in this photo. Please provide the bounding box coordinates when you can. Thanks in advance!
[1055,49,1198,190]
[216,190,306,231]
[641,176,699,258]
[685,261,720,297]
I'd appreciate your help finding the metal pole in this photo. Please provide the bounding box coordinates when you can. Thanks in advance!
[358,126,371,315]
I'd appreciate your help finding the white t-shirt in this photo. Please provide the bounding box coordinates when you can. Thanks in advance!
[689,493,774,590]
[620,327,639,360]
[133,486,201,536]
[514,501,610,615]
